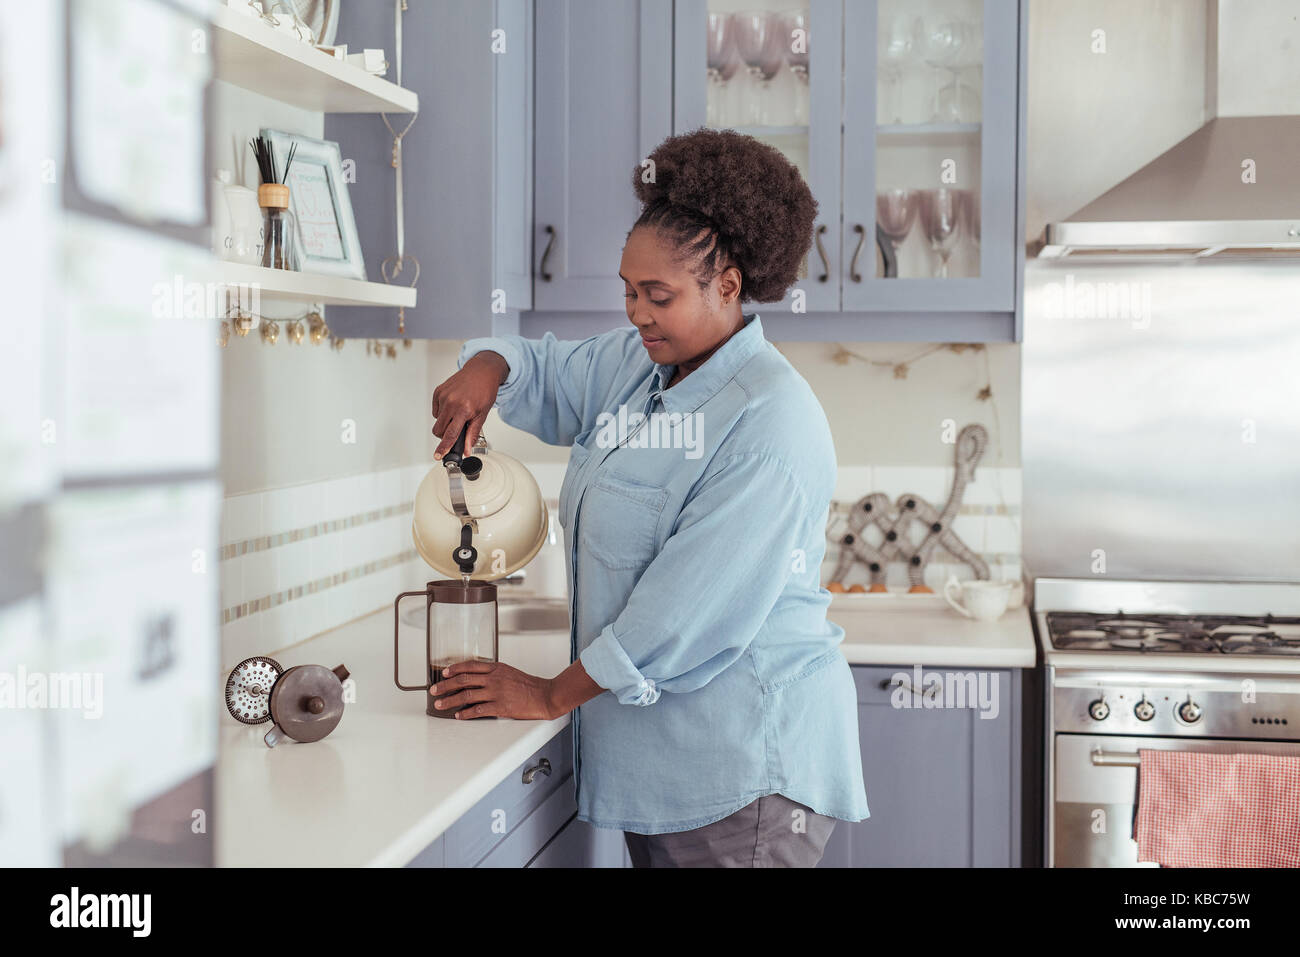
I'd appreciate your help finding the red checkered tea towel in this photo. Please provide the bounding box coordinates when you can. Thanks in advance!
[1134,749,1300,867]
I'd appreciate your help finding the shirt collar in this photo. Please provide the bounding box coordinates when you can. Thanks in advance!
[648,314,766,413]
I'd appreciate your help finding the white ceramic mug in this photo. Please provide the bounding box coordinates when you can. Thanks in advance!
[944,577,1014,621]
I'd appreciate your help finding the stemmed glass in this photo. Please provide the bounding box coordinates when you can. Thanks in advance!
[877,13,916,125]
[783,10,810,126]
[875,189,918,278]
[733,11,785,126]
[706,13,737,128]
[914,16,981,123]
[917,188,965,278]
[957,188,980,275]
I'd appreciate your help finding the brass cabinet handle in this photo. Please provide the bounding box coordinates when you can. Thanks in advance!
[522,757,552,784]
[539,225,556,282]
[814,224,829,282]
[850,224,867,282]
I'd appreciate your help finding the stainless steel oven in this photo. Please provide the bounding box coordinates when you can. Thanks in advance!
[1032,579,1300,868]
[1053,730,1300,868]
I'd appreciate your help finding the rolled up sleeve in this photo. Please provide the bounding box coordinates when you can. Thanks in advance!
[459,329,647,447]
[578,452,813,706]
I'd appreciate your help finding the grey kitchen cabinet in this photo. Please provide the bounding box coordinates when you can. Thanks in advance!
[819,664,1022,868]
[406,726,630,868]
[529,809,632,867]
[529,0,1027,342]
[531,0,674,313]
[326,0,533,339]
[670,0,1028,342]
[673,0,844,315]
[840,0,1021,317]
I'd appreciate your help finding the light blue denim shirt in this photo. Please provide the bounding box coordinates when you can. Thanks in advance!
[458,314,869,834]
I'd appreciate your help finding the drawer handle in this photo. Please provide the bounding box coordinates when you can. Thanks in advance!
[539,225,555,281]
[522,757,552,784]
[879,677,938,700]
[814,224,829,282]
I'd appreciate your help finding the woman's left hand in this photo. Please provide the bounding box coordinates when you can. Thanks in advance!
[430,661,556,720]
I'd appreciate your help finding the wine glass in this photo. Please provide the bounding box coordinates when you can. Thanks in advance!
[962,189,980,247]
[956,188,980,276]
[706,13,736,128]
[915,16,981,123]
[876,189,918,277]
[733,11,786,126]
[783,10,810,126]
[917,188,965,278]
[877,13,916,125]
[936,21,982,122]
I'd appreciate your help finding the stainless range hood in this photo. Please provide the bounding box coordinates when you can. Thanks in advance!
[1039,116,1300,259]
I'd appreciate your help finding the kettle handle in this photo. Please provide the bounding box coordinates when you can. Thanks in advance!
[394,589,431,692]
[444,423,484,479]
[444,423,470,467]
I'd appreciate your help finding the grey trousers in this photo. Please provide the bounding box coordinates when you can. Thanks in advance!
[623,793,837,868]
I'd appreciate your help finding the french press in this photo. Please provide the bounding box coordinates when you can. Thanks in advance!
[395,425,539,718]
[225,655,351,746]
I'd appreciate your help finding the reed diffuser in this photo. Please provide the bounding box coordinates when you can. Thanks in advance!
[251,135,298,270]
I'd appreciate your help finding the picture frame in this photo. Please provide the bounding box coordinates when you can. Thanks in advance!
[259,128,366,280]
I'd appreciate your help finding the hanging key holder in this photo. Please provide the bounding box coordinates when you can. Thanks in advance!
[381,253,420,336]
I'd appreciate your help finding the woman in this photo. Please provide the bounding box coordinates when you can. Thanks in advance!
[428,129,869,867]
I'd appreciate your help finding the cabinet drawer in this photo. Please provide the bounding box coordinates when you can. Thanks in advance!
[478,776,577,868]
[443,728,574,868]
[851,664,918,705]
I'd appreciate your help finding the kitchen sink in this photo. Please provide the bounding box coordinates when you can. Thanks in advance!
[497,599,570,633]
[398,598,569,633]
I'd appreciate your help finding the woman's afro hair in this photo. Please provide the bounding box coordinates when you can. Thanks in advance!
[630,128,818,304]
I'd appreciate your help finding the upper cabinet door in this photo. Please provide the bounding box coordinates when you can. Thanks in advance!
[494,0,534,313]
[533,0,673,312]
[674,0,843,314]
[842,0,1019,312]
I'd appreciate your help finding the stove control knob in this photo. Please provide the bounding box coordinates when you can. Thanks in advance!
[1134,697,1156,721]
[1088,698,1110,721]
[1177,698,1202,724]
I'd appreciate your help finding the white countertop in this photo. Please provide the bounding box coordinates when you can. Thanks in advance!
[831,596,1037,669]
[216,614,572,868]
[217,598,1034,867]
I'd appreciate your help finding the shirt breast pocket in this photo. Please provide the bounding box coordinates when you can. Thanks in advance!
[579,470,668,570]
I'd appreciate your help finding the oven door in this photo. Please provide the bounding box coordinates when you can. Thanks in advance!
[1053,734,1300,867]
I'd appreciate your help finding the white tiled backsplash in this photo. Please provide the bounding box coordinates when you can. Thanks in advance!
[219,465,426,671]
[219,461,1020,666]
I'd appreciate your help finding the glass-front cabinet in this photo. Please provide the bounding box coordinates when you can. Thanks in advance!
[674,0,1022,318]
[675,0,842,313]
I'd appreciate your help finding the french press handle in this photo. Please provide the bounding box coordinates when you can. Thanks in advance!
[394,588,432,692]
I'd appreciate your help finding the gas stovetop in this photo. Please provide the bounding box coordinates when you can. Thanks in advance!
[1033,578,1300,670]
[1046,611,1300,656]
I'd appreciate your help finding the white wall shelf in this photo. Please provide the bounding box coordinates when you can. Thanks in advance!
[213,6,418,114]
[219,263,417,308]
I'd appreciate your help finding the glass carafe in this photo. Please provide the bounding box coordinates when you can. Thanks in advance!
[394,580,499,718]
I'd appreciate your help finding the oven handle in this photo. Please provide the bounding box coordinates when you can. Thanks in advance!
[1091,750,1141,767]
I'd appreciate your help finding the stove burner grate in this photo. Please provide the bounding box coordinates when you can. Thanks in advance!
[1046,611,1300,655]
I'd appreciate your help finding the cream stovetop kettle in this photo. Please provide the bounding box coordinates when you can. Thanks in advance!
[393,426,549,717]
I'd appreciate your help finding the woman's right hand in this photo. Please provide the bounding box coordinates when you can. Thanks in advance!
[431,351,511,459]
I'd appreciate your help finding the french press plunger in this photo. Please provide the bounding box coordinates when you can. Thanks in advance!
[394,425,546,718]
